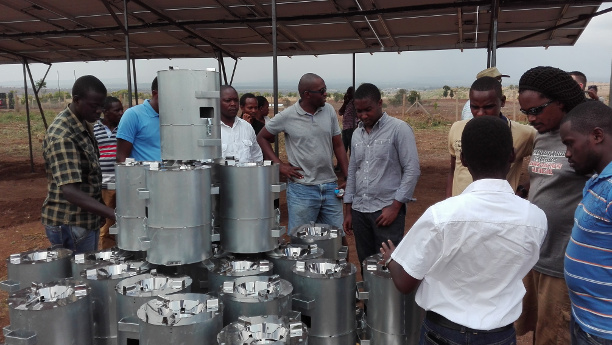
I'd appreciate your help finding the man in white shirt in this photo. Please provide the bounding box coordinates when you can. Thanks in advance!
[220,85,263,162]
[381,116,547,345]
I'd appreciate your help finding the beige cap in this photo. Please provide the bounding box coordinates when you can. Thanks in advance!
[476,67,510,79]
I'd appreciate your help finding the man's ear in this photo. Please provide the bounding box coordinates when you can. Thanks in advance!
[508,147,516,164]
[592,127,605,144]
[500,95,506,108]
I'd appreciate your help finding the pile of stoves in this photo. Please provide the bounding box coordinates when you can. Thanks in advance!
[1,69,423,345]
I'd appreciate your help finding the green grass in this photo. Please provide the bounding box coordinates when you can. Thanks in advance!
[0,110,50,159]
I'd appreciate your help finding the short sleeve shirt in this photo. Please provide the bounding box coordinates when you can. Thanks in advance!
[116,100,161,161]
[42,107,102,229]
[265,101,341,185]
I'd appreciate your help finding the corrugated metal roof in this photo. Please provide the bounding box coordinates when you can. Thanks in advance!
[0,0,605,64]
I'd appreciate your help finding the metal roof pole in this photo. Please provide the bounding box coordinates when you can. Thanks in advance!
[132,59,138,105]
[609,58,612,109]
[123,0,133,107]
[352,53,356,91]
[22,60,34,173]
[491,0,499,66]
[272,0,279,155]
[25,62,49,129]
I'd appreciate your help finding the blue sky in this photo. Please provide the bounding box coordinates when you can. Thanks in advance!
[1,4,611,91]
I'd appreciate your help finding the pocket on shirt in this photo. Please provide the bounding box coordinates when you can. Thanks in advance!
[242,139,253,147]
[372,139,391,162]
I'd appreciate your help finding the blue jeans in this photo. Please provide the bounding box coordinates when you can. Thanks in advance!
[45,225,99,254]
[571,315,612,345]
[287,181,343,235]
[419,317,516,345]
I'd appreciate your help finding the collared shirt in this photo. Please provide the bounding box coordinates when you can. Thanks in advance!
[448,114,536,196]
[565,161,612,340]
[344,112,420,212]
[392,179,547,330]
[116,99,161,161]
[93,120,117,188]
[266,101,341,185]
[42,107,103,229]
[221,117,263,162]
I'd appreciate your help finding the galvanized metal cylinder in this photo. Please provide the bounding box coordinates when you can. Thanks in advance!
[81,261,152,345]
[218,162,285,253]
[137,293,223,345]
[6,278,93,345]
[292,258,356,339]
[206,256,274,293]
[358,254,423,345]
[266,243,324,286]
[158,69,221,161]
[218,275,293,326]
[217,315,308,345]
[291,224,344,260]
[144,163,213,265]
[1,248,72,293]
[115,272,192,345]
[115,160,149,251]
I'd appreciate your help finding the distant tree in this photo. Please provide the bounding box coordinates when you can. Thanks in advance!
[8,91,15,109]
[407,90,420,104]
[390,89,407,106]
[442,85,451,98]
[333,92,343,102]
[282,98,292,107]
[449,89,455,99]
[35,79,47,92]
[287,92,298,98]
[263,92,271,98]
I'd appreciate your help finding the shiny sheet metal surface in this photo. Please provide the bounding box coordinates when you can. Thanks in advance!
[137,293,223,345]
[219,275,293,326]
[218,162,285,253]
[1,248,72,293]
[7,279,93,345]
[292,259,356,337]
[291,223,344,260]
[115,161,149,251]
[217,315,308,345]
[266,243,324,286]
[206,256,273,295]
[158,69,221,161]
[144,164,213,265]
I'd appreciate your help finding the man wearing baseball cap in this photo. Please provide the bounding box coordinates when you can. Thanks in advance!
[461,67,510,120]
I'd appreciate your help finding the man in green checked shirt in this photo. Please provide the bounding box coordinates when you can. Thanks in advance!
[41,75,116,254]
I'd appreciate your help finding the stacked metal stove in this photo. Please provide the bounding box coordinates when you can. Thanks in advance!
[1,68,424,345]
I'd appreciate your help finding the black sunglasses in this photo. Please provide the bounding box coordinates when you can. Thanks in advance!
[307,87,327,94]
[520,101,553,116]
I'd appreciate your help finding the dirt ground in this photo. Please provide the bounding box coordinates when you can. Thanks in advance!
[0,98,534,343]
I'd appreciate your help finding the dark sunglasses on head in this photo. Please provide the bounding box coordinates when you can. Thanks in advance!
[307,87,327,94]
[520,101,553,116]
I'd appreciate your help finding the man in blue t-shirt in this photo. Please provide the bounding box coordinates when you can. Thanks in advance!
[560,101,612,345]
[116,77,161,162]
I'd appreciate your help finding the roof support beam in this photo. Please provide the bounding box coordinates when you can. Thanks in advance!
[129,0,237,60]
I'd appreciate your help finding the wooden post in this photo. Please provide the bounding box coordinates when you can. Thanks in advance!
[402,93,406,116]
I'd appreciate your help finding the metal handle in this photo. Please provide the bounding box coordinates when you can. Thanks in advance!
[292,294,315,313]
[139,236,151,250]
[137,188,150,200]
[337,246,348,260]
[0,280,21,293]
[211,184,220,194]
[106,182,116,190]
[118,317,140,333]
[355,281,369,301]
[270,226,286,238]
[109,224,118,235]
[3,328,37,345]
[271,183,287,193]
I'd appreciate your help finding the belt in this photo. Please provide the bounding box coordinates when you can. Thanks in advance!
[426,311,513,334]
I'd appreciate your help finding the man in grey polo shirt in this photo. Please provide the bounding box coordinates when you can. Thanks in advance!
[257,73,349,235]
[343,83,420,268]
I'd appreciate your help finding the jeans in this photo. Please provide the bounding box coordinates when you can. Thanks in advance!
[571,315,612,345]
[45,224,99,254]
[287,181,343,235]
[419,317,516,345]
[352,205,406,268]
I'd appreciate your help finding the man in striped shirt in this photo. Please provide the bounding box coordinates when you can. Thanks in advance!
[560,101,612,344]
[94,96,123,249]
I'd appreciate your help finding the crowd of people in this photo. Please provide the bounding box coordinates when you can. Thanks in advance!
[40,66,611,345]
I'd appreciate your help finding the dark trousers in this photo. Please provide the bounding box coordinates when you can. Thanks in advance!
[342,128,355,153]
[419,317,516,345]
[352,205,406,270]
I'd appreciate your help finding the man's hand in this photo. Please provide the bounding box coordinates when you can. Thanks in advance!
[380,239,396,265]
[242,113,253,123]
[279,163,303,179]
[343,204,353,236]
[375,202,401,227]
[337,180,346,190]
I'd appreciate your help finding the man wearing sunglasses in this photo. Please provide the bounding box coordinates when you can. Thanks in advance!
[257,73,349,237]
[514,66,587,345]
